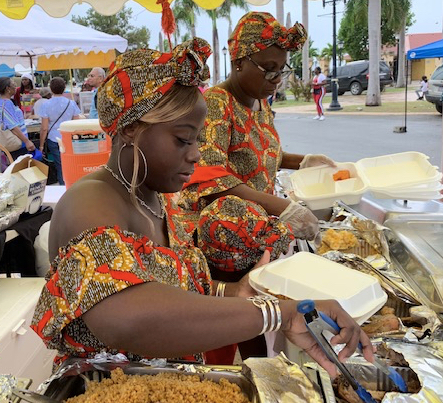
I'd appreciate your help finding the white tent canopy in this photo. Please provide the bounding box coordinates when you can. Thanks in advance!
[0,7,128,68]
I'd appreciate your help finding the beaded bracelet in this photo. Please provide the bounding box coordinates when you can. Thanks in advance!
[215,281,226,297]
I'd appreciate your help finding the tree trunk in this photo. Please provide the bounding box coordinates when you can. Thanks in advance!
[282,12,292,91]
[396,21,406,88]
[213,25,220,84]
[276,0,284,25]
[191,12,196,38]
[366,0,381,106]
[302,0,309,84]
[159,32,164,52]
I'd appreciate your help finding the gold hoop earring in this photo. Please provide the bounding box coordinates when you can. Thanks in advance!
[117,143,148,187]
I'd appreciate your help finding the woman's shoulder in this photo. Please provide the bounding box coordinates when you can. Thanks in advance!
[51,177,130,249]
[204,86,231,102]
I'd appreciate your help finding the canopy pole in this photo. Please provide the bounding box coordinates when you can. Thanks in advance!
[69,68,74,100]
[404,61,408,131]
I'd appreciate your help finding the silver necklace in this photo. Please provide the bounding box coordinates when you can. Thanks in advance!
[102,165,165,219]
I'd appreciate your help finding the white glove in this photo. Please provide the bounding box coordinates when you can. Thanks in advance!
[299,154,336,169]
[279,200,319,241]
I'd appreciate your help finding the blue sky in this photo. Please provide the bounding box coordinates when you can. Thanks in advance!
[67,0,442,77]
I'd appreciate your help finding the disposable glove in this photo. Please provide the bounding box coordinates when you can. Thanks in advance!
[279,199,319,241]
[299,154,336,169]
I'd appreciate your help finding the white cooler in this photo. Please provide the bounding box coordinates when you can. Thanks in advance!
[0,278,56,391]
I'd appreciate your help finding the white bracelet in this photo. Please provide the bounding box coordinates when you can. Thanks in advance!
[215,281,226,297]
[248,296,269,335]
[269,298,282,332]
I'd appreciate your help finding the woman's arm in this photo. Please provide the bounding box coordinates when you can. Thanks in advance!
[39,118,49,151]
[281,152,305,170]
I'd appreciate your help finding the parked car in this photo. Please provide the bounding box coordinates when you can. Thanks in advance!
[425,64,443,114]
[325,60,393,95]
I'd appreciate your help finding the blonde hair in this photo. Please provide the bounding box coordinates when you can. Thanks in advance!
[124,84,201,224]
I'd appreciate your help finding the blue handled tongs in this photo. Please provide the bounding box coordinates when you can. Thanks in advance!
[297,300,407,403]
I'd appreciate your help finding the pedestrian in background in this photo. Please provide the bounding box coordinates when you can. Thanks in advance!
[311,67,326,121]
[415,76,428,100]
[85,67,105,119]
[39,77,81,185]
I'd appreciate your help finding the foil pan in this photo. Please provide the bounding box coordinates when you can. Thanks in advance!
[304,341,443,402]
[40,356,258,403]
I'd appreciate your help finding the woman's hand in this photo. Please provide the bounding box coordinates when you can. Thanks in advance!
[279,199,319,240]
[281,299,374,377]
[25,139,36,152]
[299,154,336,169]
[232,250,271,298]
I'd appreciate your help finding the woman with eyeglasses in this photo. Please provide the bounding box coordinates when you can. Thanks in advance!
[178,12,337,364]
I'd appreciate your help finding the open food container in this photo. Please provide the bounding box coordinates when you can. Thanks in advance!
[41,359,258,402]
[289,152,442,210]
[249,252,387,325]
[384,213,443,317]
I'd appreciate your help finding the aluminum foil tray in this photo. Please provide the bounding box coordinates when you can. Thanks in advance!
[42,360,258,402]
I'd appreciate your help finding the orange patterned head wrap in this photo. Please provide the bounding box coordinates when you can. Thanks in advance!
[228,12,307,61]
[98,37,212,137]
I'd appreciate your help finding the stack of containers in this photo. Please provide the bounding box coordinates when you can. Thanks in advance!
[289,152,442,210]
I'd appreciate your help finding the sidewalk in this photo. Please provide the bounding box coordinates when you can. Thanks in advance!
[276,85,430,114]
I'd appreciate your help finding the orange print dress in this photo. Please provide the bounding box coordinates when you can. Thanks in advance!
[178,87,294,275]
[31,194,212,368]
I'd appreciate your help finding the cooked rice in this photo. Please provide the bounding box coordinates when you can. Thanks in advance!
[66,368,251,403]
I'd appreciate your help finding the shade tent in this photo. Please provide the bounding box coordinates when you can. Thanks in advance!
[37,50,117,71]
[0,64,15,78]
[407,39,443,60]
[0,7,127,69]
[407,39,443,171]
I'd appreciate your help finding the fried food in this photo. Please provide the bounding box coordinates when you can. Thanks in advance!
[318,229,359,254]
[333,170,351,181]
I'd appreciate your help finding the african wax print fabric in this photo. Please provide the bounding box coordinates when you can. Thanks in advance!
[228,12,307,61]
[198,196,295,272]
[98,37,211,137]
[180,86,282,217]
[31,194,211,368]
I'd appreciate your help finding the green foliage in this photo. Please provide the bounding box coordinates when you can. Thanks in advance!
[288,78,312,102]
[339,0,413,61]
[71,6,150,50]
[289,39,318,78]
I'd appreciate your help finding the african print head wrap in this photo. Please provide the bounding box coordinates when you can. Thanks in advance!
[198,196,295,272]
[98,37,212,136]
[228,12,307,61]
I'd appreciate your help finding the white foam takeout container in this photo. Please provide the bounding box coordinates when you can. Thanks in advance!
[290,152,442,210]
[249,252,387,325]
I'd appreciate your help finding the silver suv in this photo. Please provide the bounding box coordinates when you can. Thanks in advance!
[425,65,443,114]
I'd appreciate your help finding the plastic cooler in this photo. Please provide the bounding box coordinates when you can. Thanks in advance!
[249,252,387,325]
[58,119,111,188]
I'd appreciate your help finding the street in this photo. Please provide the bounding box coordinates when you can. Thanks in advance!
[275,113,443,168]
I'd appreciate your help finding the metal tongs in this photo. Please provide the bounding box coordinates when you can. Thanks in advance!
[10,389,61,403]
[298,300,388,403]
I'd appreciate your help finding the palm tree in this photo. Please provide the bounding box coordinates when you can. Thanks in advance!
[290,39,318,78]
[173,0,200,38]
[206,0,249,84]
[302,0,309,84]
[366,0,381,106]
[276,0,284,24]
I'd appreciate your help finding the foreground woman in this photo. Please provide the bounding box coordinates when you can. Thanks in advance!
[31,38,373,376]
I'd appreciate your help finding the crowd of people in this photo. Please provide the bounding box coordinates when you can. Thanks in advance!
[29,11,375,380]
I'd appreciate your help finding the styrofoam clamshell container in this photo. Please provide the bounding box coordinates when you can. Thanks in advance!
[249,252,387,325]
[290,152,442,210]
[356,152,442,189]
[290,162,368,210]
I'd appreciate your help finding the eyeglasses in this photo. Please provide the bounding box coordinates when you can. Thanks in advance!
[245,56,293,81]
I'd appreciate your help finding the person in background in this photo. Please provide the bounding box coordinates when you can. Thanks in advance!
[80,82,93,92]
[33,87,52,117]
[198,79,210,93]
[0,77,36,158]
[312,66,326,121]
[415,76,428,100]
[14,73,37,114]
[86,67,106,119]
[39,77,81,185]
[31,39,373,374]
[178,12,337,363]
